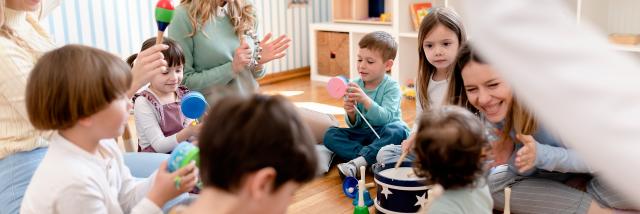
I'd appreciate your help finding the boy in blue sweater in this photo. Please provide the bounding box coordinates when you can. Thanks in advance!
[324,31,410,177]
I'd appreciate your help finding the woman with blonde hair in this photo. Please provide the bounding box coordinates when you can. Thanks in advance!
[0,0,169,212]
[168,0,291,98]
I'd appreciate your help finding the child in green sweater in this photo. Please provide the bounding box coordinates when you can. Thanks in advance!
[323,31,410,177]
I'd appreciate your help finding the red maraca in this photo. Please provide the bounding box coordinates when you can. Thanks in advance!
[155,0,174,44]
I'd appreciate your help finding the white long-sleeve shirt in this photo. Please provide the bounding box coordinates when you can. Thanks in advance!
[20,132,162,214]
[461,0,640,204]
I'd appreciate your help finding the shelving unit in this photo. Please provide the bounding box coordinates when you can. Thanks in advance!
[310,0,640,85]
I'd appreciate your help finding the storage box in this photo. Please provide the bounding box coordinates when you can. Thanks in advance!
[317,31,350,77]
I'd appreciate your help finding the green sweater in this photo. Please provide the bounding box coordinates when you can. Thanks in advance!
[168,3,266,99]
[346,75,409,134]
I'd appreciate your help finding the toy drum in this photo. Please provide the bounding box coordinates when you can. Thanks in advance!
[181,91,207,119]
[168,142,200,172]
[372,162,429,214]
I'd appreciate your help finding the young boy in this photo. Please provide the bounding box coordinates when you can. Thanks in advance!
[174,95,318,214]
[323,31,410,177]
[20,45,197,213]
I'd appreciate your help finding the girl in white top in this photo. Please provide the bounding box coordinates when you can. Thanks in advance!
[376,7,467,164]
[20,45,198,214]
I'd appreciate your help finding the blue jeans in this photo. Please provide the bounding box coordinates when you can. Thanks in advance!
[323,121,408,164]
[375,144,416,165]
[0,147,48,214]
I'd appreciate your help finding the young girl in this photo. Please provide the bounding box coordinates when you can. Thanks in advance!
[127,37,201,153]
[413,106,493,213]
[377,7,467,164]
[456,44,636,213]
[20,45,198,213]
[172,94,318,214]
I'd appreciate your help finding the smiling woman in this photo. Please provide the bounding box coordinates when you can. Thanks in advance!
[455,43,635,214]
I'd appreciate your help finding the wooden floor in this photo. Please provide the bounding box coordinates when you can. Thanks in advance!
[260,76,416,214]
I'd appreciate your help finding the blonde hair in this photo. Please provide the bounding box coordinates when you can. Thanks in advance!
[26,45,132,130]
[416,7,466,111]
[180,0,255,38]
[0,0,50,61]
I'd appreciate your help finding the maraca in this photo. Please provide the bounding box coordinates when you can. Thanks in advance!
[155,0,174,44]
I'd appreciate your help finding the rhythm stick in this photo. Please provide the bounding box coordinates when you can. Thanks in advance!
[155,0,174,44]
[504,187,512,214]
[327,76,381,139]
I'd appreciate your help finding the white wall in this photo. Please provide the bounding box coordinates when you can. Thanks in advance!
[40,0,331,74]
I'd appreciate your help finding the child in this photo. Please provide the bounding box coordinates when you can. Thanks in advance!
[413,106,493,213]
[323,31,410,178]
[173,94,318,214]
[127,37,201,153]
[377,7,467,165]
[20,45,198,213]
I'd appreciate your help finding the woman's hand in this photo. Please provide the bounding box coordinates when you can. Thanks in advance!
[515,134,538,173]
[232,39,252,74]
[128,44,169,98]
[257,33,290,65]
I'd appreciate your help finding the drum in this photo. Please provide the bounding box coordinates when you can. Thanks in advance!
[372,162,430,214]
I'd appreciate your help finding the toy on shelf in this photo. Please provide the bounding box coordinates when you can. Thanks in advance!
[155,0,174,44]
[401,79,416,100]
[410,2,432,31]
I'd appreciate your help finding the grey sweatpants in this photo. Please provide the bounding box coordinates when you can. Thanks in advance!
[488,165,637,214]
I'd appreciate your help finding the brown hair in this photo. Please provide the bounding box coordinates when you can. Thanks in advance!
[413,106,486,189]
[26,45,132,130]
[452,43,537,140]
[127,37,185,68]
[358,31,397,62]
[198,94,318,192]
[416,7,466,110]
[180,0,255,38]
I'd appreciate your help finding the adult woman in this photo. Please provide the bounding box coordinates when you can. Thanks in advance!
[168,0,290,98]
[0,0,168,212]
[455,44,635,213]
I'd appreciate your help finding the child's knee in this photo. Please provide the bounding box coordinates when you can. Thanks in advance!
[376,144,402,164]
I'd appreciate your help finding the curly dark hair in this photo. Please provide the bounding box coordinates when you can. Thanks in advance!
[413,106,487,189]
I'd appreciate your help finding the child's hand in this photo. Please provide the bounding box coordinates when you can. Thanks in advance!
[401,133,416,154]
[232,39,252,74]
[515,134,538,173]
[343,98,356,113]
[187,122,203,137]
[146,160,199,207]
[346,83,371,107]
[128,44,169,97]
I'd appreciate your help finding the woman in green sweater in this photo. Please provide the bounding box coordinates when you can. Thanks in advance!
[168,0,290,98]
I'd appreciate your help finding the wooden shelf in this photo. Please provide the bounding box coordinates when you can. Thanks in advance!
[399,32,419,38]
[334,19,392,26]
